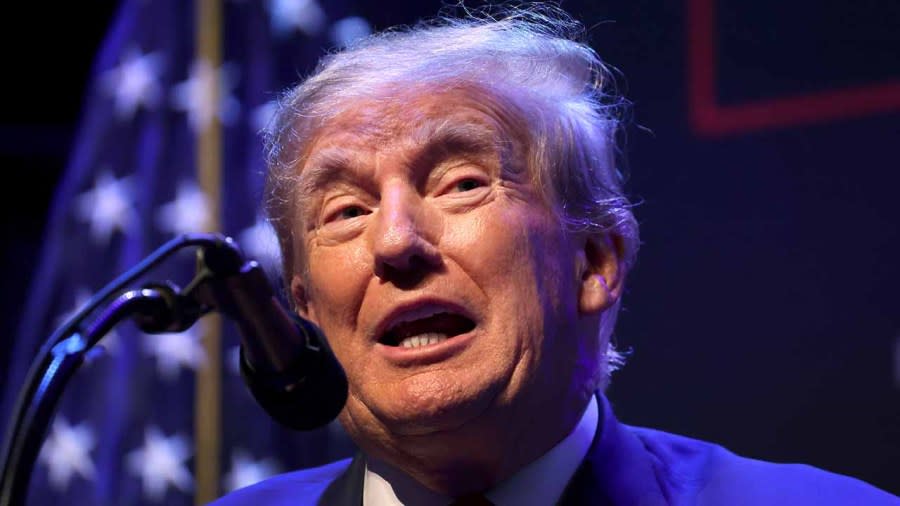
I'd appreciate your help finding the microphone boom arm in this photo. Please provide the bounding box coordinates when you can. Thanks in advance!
[0,288,175,506]
[0,233,348,506]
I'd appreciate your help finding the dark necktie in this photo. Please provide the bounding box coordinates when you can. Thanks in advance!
[447,493,494,506]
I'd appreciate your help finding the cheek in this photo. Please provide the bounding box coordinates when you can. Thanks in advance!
[447,207,534,276]
[459,202,569,294]
[305,241,371,342]
[489,205,577,340]
[449,202,572,343]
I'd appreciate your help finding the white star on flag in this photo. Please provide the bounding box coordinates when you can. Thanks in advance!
[75,169,138,244]
[224,449,282,492]
[330,16,372,48]
[126,426,193,501]
[251,100,279,135]
[171,59,240,132]
[267,0,326,37]
[38,416,97,491]
[95,327,122,357]
[238,215,281,274]
[155,180,211,235]
[101,48,164,120]
[143,327,207,381]
[54,287,93,328]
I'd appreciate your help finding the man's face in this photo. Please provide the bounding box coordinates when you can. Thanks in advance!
[291,88,612,459]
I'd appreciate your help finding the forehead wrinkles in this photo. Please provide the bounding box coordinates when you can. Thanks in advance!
[322,95,507,149]
[299,100,513,186]
[292,88,534,233]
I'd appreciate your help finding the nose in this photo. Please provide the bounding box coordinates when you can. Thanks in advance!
[371,184,441,283]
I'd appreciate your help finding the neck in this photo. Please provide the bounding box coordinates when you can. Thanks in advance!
[358,392,592,496]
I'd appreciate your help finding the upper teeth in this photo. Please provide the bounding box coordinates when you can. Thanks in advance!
[400,334,448,348]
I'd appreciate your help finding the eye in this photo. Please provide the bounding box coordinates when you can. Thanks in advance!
[453,178,485,192]
[322,203,370,225]
[339,206,367,219]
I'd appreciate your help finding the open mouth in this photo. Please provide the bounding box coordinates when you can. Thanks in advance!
[379,312,476,349]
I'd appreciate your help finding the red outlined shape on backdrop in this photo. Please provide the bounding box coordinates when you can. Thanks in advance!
[687,0,900,136]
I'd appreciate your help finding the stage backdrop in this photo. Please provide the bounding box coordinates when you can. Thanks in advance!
[0,0,897,503]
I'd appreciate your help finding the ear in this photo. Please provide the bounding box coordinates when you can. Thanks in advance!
[577,233,625,315]
[290,275,318,323]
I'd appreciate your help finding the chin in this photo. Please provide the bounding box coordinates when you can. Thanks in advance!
[349,371,510,440]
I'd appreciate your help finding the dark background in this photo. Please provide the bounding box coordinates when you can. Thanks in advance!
[2,0,898,496]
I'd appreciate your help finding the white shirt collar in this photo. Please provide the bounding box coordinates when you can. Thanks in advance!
[363,396,599,506]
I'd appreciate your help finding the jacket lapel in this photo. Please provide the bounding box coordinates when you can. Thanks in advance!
[318,452,366,506]
[560,395,669,506]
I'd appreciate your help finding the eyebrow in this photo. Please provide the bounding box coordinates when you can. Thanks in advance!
[411,120,499,166]
[298,148,365,197]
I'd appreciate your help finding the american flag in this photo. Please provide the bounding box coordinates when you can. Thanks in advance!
[2,0,370,503]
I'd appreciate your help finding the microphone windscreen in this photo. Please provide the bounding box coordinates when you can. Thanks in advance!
[238,318,348,431]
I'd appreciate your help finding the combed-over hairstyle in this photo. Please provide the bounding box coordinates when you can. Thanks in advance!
[263,5,639,382]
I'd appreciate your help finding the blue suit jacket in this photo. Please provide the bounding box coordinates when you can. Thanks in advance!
[210,396,898,505]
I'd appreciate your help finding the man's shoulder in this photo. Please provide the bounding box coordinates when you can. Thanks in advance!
[207,458,353,506]
[625,425,899,505]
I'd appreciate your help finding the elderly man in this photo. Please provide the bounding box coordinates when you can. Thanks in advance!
[212,7,897,506]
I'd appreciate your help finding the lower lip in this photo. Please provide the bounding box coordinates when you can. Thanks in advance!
[375,328,478,366]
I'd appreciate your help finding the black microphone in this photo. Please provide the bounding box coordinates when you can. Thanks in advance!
[195,237,348,431]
